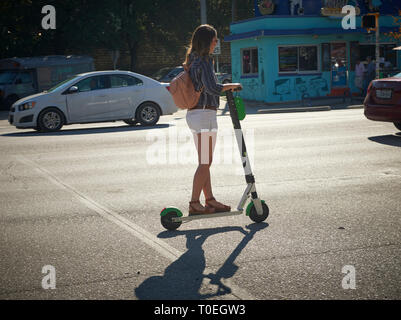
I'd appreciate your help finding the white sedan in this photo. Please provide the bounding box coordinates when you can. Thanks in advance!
[8,70,177,132]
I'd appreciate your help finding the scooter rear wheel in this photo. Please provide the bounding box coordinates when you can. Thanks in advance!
[161,209,182,231]
[247,201,269,223]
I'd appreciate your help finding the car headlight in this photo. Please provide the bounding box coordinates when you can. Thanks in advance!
[18,101,36,111]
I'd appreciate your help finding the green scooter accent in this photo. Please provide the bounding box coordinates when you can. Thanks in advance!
[246,200,266,216]
[234,96,246,121]
[160,207,183,217]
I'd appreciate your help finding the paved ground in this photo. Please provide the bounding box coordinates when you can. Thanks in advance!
[0,106,400,300]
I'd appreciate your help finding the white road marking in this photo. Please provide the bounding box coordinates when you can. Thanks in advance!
[16,155,255,300]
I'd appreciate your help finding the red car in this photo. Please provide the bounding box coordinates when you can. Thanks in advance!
[364,74,401,131]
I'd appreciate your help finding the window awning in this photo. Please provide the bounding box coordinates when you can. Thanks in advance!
[224,26,399,42]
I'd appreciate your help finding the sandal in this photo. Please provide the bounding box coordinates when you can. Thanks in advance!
[189,200,215,216]
[205,197,231,213]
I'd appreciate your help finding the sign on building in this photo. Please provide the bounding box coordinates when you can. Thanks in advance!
[213,39,221,55]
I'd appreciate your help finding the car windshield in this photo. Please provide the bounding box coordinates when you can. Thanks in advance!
[47,75,77,92]
[393,72,401,78]
[151,68,171,81]
[0,71,18,84]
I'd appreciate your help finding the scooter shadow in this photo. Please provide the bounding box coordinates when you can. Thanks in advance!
[135,222,268,300]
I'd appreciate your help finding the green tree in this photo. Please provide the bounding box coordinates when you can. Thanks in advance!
[0,0,43,58]
[0,1,255,69]
[0,0,101,58]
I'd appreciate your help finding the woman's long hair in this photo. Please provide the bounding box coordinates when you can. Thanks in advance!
[183,24,217,67]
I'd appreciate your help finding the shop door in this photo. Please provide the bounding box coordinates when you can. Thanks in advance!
[331,43,348,87]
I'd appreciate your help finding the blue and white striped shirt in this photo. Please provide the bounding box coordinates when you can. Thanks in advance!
[188,52,223,108]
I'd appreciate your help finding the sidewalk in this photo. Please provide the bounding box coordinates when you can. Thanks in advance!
[218,95,365,116]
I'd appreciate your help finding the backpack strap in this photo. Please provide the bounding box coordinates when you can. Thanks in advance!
[183,62,204,93]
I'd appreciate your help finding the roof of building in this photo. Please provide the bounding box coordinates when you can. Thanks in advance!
[225,26,399,42]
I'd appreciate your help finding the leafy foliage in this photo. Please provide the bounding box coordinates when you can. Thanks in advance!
[385,12,401,40]
[0,1,254,69]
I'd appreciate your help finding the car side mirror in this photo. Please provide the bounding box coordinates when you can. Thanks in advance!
[68,86,78,94]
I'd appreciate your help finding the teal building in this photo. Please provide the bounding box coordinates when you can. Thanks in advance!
[225,0,401,102]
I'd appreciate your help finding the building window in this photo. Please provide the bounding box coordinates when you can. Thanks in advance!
[279,45,319,73]
[279,47,298,72]
[299,46,318,71]
[241,48,258,75]
[359,43,398,68]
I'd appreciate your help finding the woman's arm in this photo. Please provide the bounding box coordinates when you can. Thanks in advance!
[198,58,243,94]
[199,59,224,95]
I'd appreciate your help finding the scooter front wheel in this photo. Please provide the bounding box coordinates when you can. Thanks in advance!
[247,200,269,223]
[160,208,182,231]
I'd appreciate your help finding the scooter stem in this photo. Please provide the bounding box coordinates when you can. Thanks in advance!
[226,91,258,197]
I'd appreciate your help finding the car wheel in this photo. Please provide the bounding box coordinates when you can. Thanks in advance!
[38,108,64,132]
[123,119,138,126]
[136,102,160,126]
[394,122,401,131]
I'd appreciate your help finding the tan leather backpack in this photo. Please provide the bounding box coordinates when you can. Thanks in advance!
[169,64,203,109]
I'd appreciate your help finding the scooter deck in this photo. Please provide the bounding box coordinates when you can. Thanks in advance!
[172,210,244,223]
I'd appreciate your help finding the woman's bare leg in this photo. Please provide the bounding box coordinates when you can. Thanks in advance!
[190,130,229,211]
[191,131,216,202]
[191,132,212,202]
[202,132,217,200]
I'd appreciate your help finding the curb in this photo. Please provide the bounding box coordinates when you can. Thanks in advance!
[257,106,331,114]
[346,105,364,109]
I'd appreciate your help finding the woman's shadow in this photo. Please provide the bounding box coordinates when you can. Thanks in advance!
[135,222,268,300]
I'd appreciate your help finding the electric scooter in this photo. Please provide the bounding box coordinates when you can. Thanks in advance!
[160,89,269,231]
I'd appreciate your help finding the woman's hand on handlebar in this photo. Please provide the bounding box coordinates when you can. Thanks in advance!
[222,83,242,92]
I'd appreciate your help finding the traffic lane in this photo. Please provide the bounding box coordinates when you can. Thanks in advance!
[0,108,388,149]
[5,109,396,179]
[228,244,401,299]
[134,173,401,299]
[10,156,397,300]
[0,109,397,163]
[4,110,398,254]
[8,132,400,207]
[2,137,400,196]
[125,170,401,265]
[0,156,244,300]
[1,109,400,299]
[0,160,172,299]
[0,215,171,300]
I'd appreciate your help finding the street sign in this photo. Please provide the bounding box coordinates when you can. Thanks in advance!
[213,38,221,55]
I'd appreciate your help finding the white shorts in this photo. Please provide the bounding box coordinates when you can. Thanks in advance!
[186,109,218,134]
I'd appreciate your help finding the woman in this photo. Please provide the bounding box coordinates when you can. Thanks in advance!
[184,24,242,215]
[354,59,365,96]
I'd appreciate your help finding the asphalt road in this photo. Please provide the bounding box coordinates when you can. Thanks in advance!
[0,107,400,300]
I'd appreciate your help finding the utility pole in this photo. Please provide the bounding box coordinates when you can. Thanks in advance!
[200,0,207,24]
[362,13,380,79]
[232,0,237,22]
[375,16,380,79]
